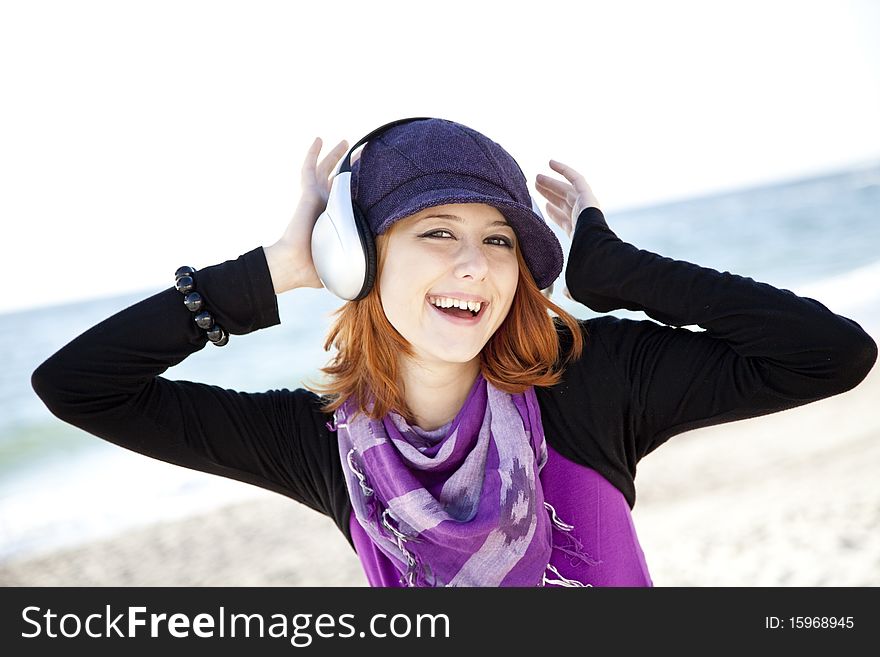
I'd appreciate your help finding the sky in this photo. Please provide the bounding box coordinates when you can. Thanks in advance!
[1,0,878,315]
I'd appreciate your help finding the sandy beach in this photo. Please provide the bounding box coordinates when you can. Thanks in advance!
[2,335,878,587]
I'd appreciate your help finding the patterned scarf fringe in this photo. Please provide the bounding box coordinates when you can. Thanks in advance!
[542,501,598,587]
[345,444,435,587]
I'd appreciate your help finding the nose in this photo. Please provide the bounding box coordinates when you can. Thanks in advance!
[452,240,490,281]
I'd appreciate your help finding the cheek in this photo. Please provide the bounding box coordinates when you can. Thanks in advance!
[377,278,424,331]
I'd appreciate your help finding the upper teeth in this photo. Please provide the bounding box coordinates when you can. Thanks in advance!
[429,296,483,313]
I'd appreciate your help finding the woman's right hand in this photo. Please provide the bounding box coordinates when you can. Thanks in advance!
[265,137,350,293]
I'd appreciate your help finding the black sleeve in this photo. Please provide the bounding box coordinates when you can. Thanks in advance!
[564,207,878,461]
[30,246,353,546]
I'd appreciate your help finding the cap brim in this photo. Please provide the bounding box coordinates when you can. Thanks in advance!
[375,188,563,290]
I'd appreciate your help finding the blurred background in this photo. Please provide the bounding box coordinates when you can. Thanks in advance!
[1,0,878,586]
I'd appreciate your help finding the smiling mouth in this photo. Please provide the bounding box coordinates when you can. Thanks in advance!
[426,298,488,322]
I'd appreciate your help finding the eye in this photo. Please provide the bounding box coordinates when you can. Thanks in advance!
[486,236,514,248]
[422,230,513,248]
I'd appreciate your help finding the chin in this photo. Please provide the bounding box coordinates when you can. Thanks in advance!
[415,342,481,365]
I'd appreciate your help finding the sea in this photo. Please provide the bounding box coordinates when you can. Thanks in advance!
[2,162,879,562]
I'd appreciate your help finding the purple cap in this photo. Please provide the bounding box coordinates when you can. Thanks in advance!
[350,118,563,290]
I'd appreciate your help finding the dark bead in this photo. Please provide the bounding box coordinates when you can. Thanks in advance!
[210,328,229,347]
[206,323,227,343]
[175,275,195,295]
[194,311,213,330]
[183,291,204,313]
[175,266,197,281]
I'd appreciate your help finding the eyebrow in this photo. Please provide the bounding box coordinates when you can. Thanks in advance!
[417,213,511,227]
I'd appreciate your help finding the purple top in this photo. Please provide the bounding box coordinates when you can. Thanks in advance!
[350,441,653,587]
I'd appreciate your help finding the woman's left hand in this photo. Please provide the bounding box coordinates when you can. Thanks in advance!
[535,160,601,241]
[535,160,602,300]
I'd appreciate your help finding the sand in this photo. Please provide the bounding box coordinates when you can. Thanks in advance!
[2,339,878,587]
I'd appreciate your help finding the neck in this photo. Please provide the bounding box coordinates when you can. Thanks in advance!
[399,356,481,431]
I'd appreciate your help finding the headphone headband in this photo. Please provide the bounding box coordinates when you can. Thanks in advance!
[336,117,434,176]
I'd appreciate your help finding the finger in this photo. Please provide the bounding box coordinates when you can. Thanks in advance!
[536,173,575,200]
[549,159,588,188]
[544,201,573,235]
[536,180,573,215]
[549,162,595,200]
[537,181,578,213]
[535,178,570,206]
[301,137,323,183]
[544,200,571,224]
[317,139,349,181]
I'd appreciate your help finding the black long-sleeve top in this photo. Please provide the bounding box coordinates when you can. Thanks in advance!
[31,207,878,551]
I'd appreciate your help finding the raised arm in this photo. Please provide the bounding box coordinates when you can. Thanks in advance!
[30,246,340,516]
[536,160,876,462]
[565,206,877,459]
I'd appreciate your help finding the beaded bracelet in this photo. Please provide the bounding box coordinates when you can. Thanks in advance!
[174,266,229,347]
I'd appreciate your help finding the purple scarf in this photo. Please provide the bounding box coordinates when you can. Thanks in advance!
[333,372,591,587]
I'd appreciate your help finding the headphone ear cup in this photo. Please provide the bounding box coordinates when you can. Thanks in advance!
[352,201,377,300]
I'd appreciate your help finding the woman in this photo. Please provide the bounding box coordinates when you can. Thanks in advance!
[31,118,877,587]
